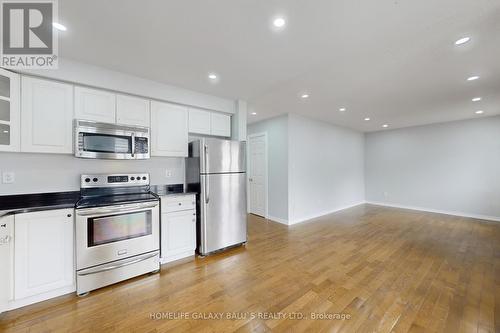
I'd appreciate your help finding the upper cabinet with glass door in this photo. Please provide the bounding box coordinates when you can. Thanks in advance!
[0,69,20,152]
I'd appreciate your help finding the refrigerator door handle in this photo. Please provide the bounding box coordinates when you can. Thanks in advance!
[204,145,210,204]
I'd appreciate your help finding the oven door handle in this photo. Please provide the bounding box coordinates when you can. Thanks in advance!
[76,201,158,216]
[77,252,158,276]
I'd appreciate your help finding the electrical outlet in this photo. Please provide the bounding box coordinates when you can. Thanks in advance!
[165,169,172,178]
[2,171,15,184]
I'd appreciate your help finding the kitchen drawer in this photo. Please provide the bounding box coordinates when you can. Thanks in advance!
[161,194,196,213]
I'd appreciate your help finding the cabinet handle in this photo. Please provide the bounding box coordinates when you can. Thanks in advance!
[67,214,72,218]
[178,203,182,206]
[0,224,6,228]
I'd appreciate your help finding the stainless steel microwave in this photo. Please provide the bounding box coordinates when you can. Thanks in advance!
[74,120,150,159]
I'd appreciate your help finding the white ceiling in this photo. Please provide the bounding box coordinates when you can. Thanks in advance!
[58,0,500,132]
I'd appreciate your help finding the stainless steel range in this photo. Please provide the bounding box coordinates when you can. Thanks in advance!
[75,173,160,295]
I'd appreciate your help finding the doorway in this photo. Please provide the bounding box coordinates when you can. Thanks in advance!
[248,132,268,218]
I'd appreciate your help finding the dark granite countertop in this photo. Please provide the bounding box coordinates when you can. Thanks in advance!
[0,184,197,217]
[0,191,80,217]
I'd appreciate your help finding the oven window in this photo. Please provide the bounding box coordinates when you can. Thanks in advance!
[88,211,152,247]
[82,133,132,154]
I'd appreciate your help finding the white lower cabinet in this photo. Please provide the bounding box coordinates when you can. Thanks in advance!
[14,209,75,305]
[161,195,196,264]
[0,215,14,314]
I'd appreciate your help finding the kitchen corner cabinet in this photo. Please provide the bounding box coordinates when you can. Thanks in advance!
[116,94,150,127]
[14,209,75,301]
[188,108,231,137]
[160,195,196,264]
[0,68,20,152]
[21,77,74,154]
[75,86,116,123]
[151,101,188,157]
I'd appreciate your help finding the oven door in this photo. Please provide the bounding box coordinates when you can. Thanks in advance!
[75,201,160,270]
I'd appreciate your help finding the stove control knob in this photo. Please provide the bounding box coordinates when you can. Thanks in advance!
[143,176,147,180]
[85,178,91,183]
[131,177,135,181]
[93,178,98,182]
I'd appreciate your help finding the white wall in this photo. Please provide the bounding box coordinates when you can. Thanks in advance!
[288,114,365,224]
[247,115,289,222]
[365,116,500,220]
[0,153,184,195]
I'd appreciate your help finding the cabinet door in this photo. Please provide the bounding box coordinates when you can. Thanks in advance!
[151,101,188,157]
[161,210,196,261]
[0,68,20,152]
[14,209,75,300]
[21,77,74,154]
[188,108,211,135]
[0,215,14,313]
[210,112,231,137]
[116,94,150,127]
[74,86,116,123]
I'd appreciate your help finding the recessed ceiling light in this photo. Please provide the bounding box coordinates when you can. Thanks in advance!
[467,76,480,81]
[251,112,257,115]
[339,107,346,112]
[364,117,371,121]
[273,17,286,28]
[455,37,470,45]
[52,22,67,31]
[208,73,218,80]
[475,110,484,114]
[301,94,309,99]
[472,97,482,102]
[382,124,389,128]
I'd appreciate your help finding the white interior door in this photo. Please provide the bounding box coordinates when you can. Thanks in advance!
[248,133,267,217]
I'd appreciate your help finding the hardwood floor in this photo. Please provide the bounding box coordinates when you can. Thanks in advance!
[1,204,499,333]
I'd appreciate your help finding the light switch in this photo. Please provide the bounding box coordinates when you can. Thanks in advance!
[2,171,15,184]
[165,169,172,178]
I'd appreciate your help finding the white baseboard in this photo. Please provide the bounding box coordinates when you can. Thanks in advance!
[266,215,289,225]
[366,201,500,222]
[7,285,76,311]
[289,202,366,225]
[160,251,195,265]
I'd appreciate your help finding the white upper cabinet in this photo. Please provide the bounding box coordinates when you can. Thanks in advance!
[14,209,75,301]
[0,68,20,152]
[188,108,211,135]
[116,94,150,127]
[151,101,188,157]
[210,112,231,137]
[21,77,74,154]
[74,86,116,123]
[188,108,231,137]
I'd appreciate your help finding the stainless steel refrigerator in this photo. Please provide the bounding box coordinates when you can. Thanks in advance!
[186,138,247,256]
